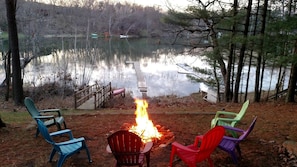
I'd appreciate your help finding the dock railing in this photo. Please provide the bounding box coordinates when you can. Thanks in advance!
[93,82,112,109]
[74,84,96,109]
[74,83,110,109]
[74,82,125,109]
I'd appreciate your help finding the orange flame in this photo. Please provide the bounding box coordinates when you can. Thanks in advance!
[129,99,162,143]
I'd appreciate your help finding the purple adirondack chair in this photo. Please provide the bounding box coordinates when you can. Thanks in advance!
[218,116,257,164]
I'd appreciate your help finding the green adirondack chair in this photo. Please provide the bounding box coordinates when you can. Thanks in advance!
[24,97,66,137]
[210,100,249,130]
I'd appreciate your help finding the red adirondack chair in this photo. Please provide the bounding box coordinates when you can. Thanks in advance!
[107,130,153,167]
[169,126,225,167]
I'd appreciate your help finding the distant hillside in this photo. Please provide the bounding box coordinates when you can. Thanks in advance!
[0,0,171,38]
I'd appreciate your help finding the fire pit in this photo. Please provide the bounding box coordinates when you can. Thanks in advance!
[119,99,175,148]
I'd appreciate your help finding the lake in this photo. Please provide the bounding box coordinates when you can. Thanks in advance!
[0,37,289,98]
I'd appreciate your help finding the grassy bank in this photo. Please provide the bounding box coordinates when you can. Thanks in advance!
[0,31,26,40]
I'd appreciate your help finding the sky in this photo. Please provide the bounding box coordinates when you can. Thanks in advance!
[118,0,237,12]
[114,0,192,11]
[36,0,192,11]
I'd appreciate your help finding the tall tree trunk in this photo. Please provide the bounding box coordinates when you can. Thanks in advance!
[225,0,238,102]
[286,0,297,102]
[286,64,297,102]
[259,58,267,99]
[5,50,11,101]
[6,0,24,105]
[254,0,268,102]
[233,0,252,103]
[275,66,284,100]
[245,0,261,101]
[0,117,6,127]
[286,40,297,102]
[226,44,234,102]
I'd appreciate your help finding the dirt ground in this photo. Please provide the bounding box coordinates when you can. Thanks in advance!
[1,93,297,167]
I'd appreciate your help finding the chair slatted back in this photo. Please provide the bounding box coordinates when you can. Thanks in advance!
[24,97,41,118]
[107,130,143,166]
[36,119,55,144]
[197,126,225,161]
[234,100,249,121]
[238,116,257,141]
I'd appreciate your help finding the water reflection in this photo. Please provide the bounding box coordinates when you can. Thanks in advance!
[21,38,202,98]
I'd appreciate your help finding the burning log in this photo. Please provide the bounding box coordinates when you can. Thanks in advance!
[116,99,176,149]
[154,124,175,148]
[119,122,175,149]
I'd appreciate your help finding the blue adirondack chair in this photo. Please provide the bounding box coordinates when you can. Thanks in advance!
[36,119,92,167]
[218,116,257,164]
[24,97,66,137]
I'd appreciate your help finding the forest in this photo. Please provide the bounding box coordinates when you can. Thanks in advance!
[0,0,168,38]
[163,0,297,103]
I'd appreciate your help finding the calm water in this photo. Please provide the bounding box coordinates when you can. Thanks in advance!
[0,37,289,98]
[18,38,206,98]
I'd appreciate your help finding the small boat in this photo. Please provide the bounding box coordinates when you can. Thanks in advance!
[91,33,98,38]
[120,34,129,39]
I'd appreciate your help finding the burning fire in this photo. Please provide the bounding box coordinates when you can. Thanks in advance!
[129,99,162,143]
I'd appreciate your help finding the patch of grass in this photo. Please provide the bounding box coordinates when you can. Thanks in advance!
[0,31,26,40]
[0,109,88,124]
[0,109,90,125]
[0,108,136,125]
[0,31,8,39]
[0,111,31,124]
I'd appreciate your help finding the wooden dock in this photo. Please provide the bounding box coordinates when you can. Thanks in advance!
[76,61,148,109]
[77,97,95,110]
[74,83,112,110]
[126,61,147,98]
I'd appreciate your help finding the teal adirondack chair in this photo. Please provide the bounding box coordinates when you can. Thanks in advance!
[210,100,249,136]
[24,97,66,137]
[36,119,92,167]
